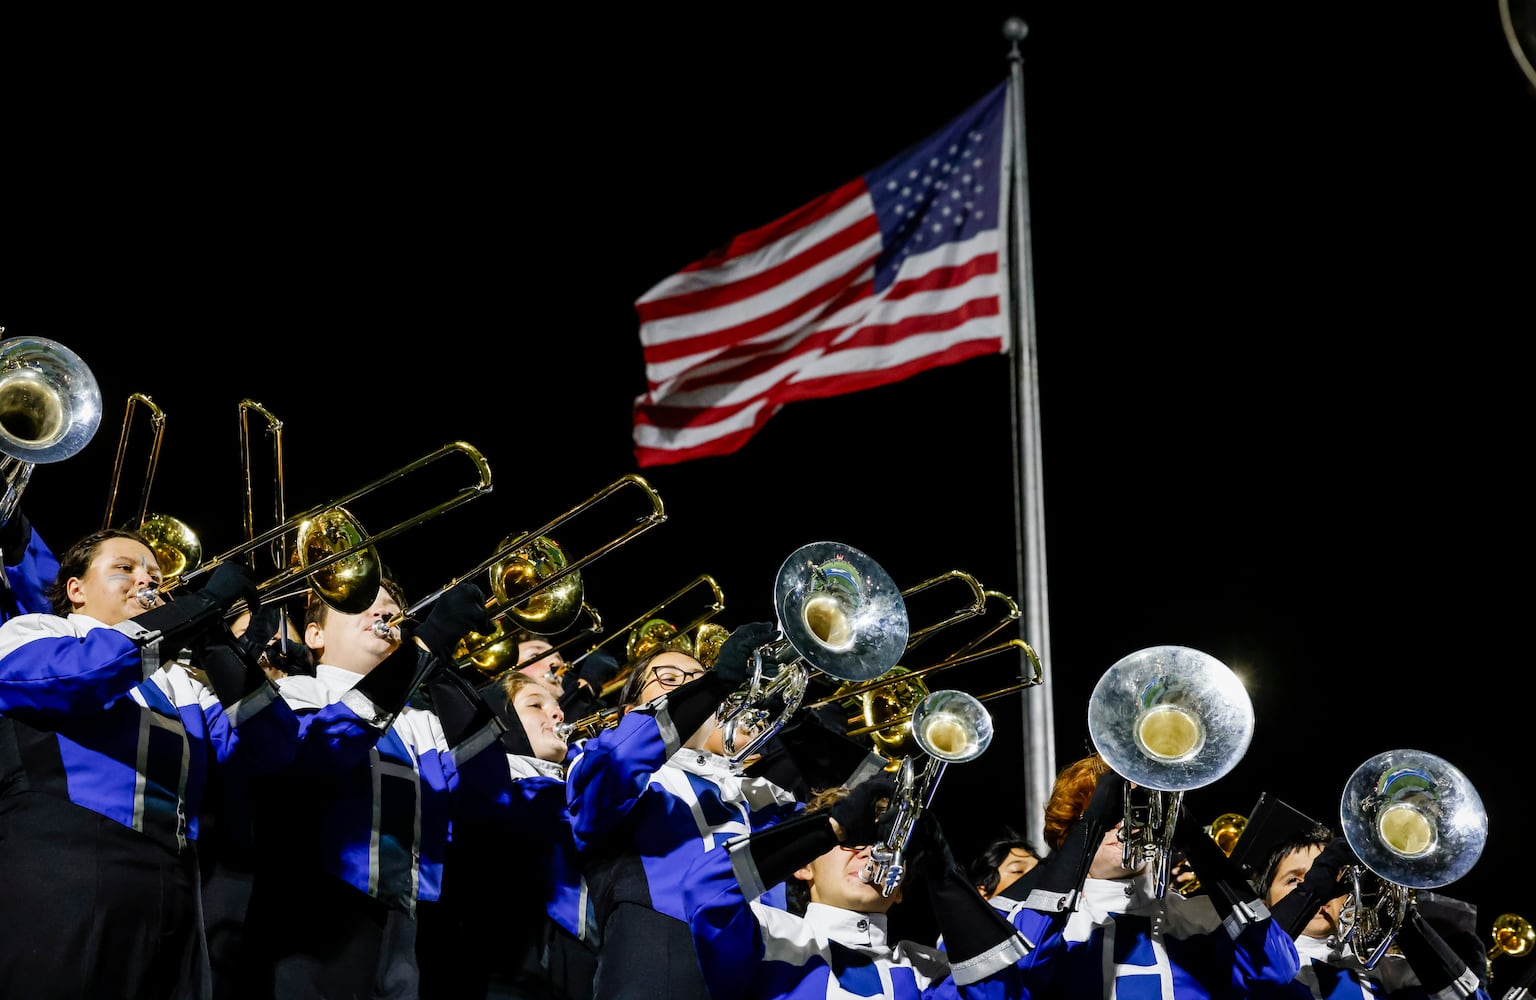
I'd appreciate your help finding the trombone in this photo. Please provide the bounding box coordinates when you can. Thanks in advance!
[816,580,1027,757]
[159,440,494,615]
[454,600,604,680]
[373,473,666,636]
[0,333,102,533]
[583,573,728,698]
[835,639,1043,743]
[552,573,726,741]
[101,392,206,587]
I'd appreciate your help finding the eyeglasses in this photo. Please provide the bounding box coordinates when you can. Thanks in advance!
[649,665,707,690]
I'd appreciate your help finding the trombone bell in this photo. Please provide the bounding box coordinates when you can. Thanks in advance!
[492,535,583,635]
[139,512,203,587]
[295,507,382,615]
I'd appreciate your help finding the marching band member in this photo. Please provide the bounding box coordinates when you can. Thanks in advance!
[1243,807,1491,1000]
[997,752,1301,1000]
[0,528,296,999]
[682,777,1031,1000]
[564,623,806,999]
[418,665,595,1000]
[232,576,511,999]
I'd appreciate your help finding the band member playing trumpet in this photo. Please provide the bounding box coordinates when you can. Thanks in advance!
[0,528,298,999]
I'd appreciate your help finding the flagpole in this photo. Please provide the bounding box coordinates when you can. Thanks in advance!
[1002,16,1058,855]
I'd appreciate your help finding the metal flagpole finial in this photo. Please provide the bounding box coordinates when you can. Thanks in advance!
[1003,17,1029,43]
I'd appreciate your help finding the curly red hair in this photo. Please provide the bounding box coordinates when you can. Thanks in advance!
[1042,753,1113,850]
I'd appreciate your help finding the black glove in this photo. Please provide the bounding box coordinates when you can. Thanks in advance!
[135,562,260,656]
[1270,836,1357,937]
[913,811,1028,969]
[745,706,880,802]
[351,636,436,729]
[0,511,33,566]
[828,772,896,847]
[731,772,895,899]
[577,648,620,687]
[1174,806,1265,926]
[712,621,778,687]
[199,562,262,616]
[415,583,493,663]
[1002,770,1123,910]
[195,636,271,709]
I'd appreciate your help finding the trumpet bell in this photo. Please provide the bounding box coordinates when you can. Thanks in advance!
[911,689,993,763]
[773,541,908,682]
[295,507,382,615]
[1088,645,1254,792]
[491,535,583,636]
[138,512,203,587]
[1340,748,1486,889]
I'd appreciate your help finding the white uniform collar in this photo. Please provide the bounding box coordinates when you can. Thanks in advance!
[804,902,889,950]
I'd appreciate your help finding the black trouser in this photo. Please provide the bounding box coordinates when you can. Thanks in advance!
[590,903,709,1000]
[239,869,417,999]
[0,791,203,1000]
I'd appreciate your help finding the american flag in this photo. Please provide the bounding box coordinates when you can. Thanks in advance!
[632,80,1013,468]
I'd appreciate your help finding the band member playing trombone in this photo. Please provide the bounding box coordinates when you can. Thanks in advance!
[232,576,527,1000]
[0,528,299,999]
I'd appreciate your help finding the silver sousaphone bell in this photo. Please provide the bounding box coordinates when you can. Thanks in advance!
[1338,748,1487,968]
[1087,645,1255,897]
[718,540,909,762]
